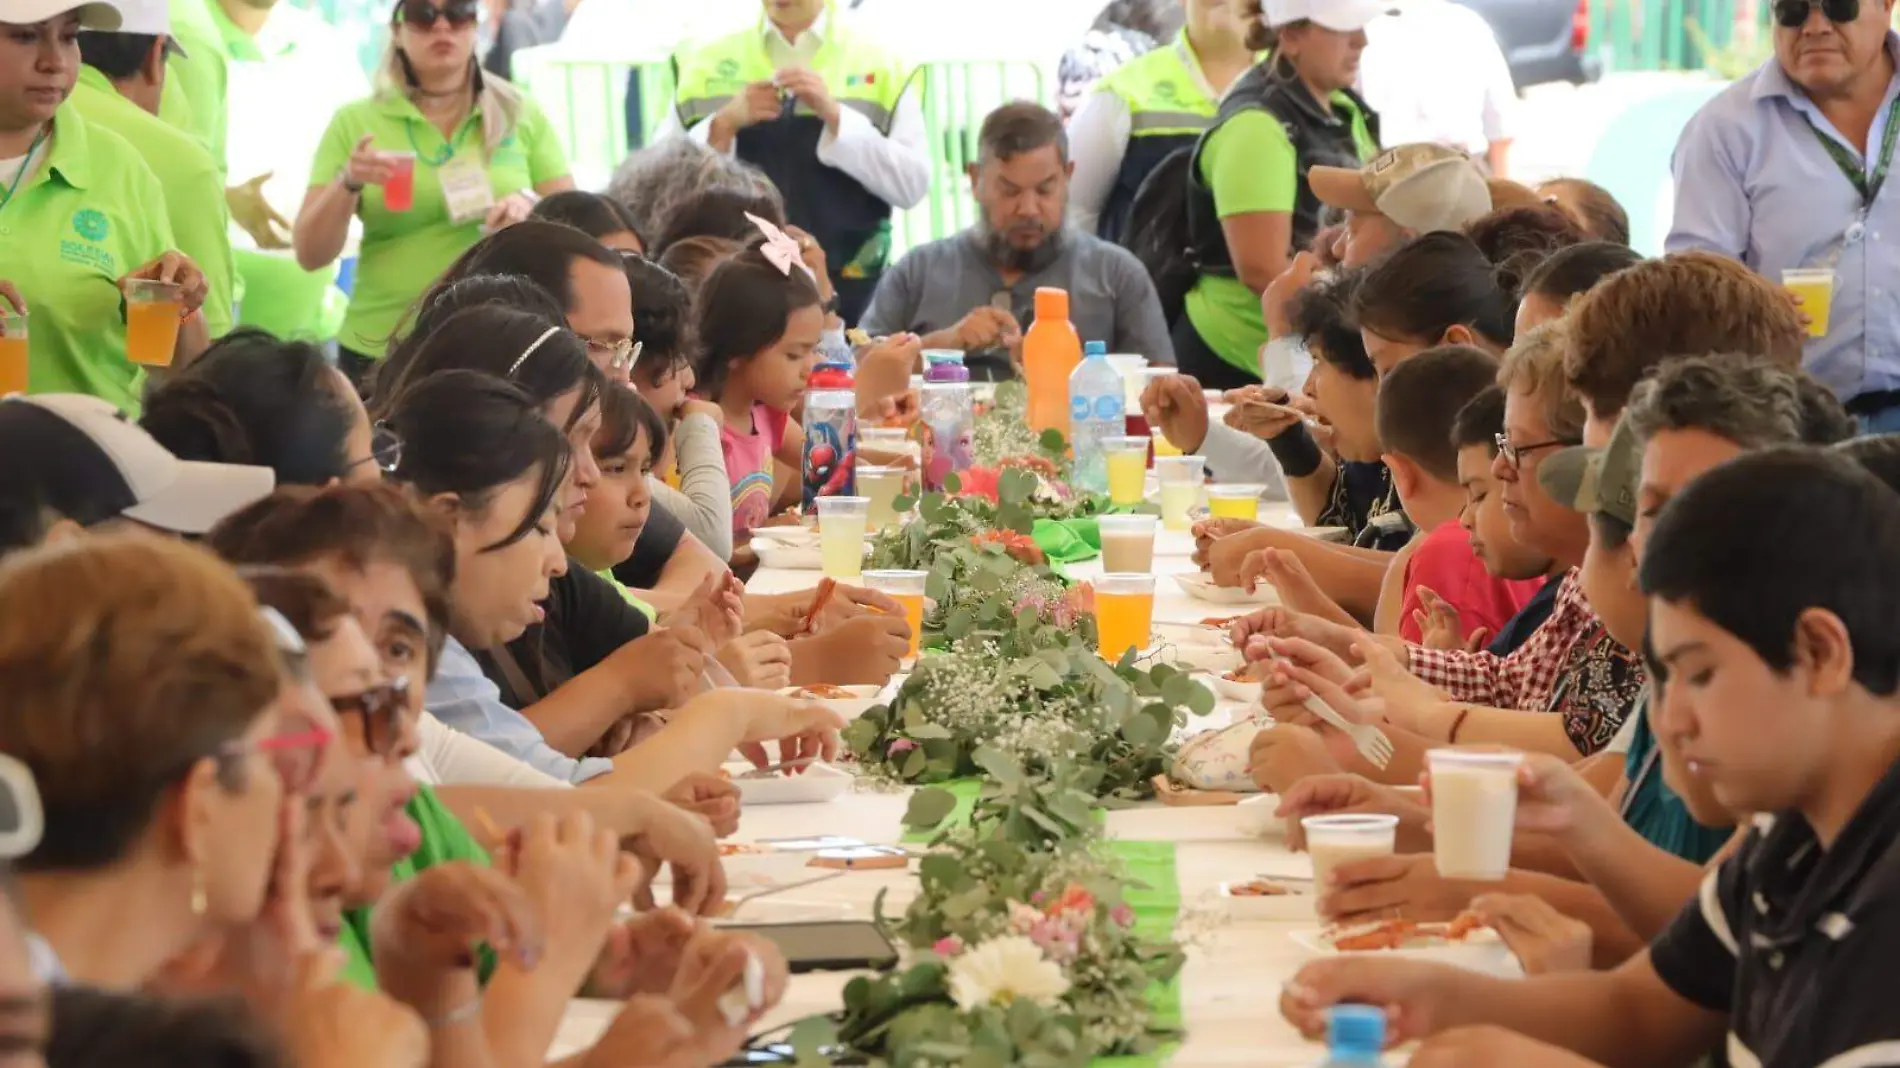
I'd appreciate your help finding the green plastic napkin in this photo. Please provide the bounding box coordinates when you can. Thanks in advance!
[1032,517,1102,563]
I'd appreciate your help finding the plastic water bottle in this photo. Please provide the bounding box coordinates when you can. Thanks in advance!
[920,351,974,491]
[1069,340,1125,494]
[801,362,856,511]
[1312,1005,1386,1067]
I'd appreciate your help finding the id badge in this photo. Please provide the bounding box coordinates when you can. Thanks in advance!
[438,154,494,226]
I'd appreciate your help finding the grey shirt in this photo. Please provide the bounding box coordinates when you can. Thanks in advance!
[861,228,1174,380]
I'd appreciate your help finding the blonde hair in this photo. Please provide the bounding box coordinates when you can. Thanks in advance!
[1497,320,1586,442]
[376,42,525,160]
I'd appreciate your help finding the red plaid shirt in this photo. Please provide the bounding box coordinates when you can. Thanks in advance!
[1406,569,1647,753]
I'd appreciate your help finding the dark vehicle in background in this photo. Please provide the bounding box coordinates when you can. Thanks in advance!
[1454,0,1603,90]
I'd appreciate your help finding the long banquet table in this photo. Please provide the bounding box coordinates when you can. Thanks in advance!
[551,503,1347,1066]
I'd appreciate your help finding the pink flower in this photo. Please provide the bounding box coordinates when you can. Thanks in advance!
[887,739,918,757]
[933,936,964,957]
[1111,904,1136,928]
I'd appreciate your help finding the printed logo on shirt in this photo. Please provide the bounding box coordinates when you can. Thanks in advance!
[71,209,108,242]
[1155,81,1177,101]
[59,209,115,274]
[717,58,740,79]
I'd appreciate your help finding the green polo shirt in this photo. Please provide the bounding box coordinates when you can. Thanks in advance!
[71,66,235,339]
[0,105,175,414]
[1183,94,1376,376]
[338,784,497,990]
[311,91,569,357]
[158,0,229,170]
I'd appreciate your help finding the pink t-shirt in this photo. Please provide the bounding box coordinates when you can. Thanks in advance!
[1399,520,1545,645]
[720,403,789,538]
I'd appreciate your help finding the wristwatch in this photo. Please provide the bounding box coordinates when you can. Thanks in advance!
[342,176,365,194]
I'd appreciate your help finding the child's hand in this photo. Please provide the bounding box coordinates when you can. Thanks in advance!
[1413,586,1489,652]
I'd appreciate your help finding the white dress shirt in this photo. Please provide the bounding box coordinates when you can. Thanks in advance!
[1359,0,1516,157]
[658,11,931,210]
[1066,37,1222,235]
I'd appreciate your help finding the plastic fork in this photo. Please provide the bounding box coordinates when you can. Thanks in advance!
[1299,694,1394,770]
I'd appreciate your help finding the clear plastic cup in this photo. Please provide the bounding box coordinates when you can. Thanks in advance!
[1427,749,1524,881]
[381,151,418,212]
[1781,267,1835,339]
[0,311,26,396]
[1102,435,1150,506]
[862,569,927,658]
[124,279,181,367]
[1301,813,1399,888]
[815,496,869,579]
[1096,513,1158,573]
[1155,455,1204,531]
[1206,483,1263,522]
[1150,426,1184,458]
[857,464,909,529]
[1093,572,1155,662]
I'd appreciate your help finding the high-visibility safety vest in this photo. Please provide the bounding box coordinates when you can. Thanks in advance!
[672,17,913,324]
[1093,37,1221,245]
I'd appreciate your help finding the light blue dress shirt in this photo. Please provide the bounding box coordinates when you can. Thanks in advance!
[1668,35,1900,402]
[425,637,615,785]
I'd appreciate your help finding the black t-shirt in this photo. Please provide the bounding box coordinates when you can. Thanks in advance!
[477,564,650,708]
[612,498,686,591]
[1648,755,1900,1068]
[1485,571,1564,658]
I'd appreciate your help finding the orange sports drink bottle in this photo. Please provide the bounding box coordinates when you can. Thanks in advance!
[1023,287,1081,439]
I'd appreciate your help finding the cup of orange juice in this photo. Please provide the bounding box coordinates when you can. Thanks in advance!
[1093,572,1155,663]
[0,311,27,396]
[862,568,927,658]
[1781,267,1834,338]
[124,279,182,367]
[1206,483,1263,521]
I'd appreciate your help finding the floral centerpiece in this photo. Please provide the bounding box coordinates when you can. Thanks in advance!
[841,646,1215,802]
[788,753,1185,1067]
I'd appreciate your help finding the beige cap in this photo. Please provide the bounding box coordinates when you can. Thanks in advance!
[1308,143,1493,234]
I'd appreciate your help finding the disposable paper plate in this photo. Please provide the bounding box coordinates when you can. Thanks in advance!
[1151,641,1243,675]
[1173,573,1281,607]
[1288,924,1523,978]
[778,684,883,719]
[1151,621,1233,649]
[1207,672,1264,703]
[1218,880,1316,921]
[753,524,821,548]
[1234,793,1283,838]
[718,850,817,890]
[751,536,823,571]
[731,762,853,806]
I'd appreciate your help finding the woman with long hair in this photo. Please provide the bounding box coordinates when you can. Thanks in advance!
[292,0,574,388]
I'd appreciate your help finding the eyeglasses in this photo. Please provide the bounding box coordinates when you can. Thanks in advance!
[346,422,404,476]
[1773,0,1859,25]
[218,727,335,794]
[332,676,411,758]
[1494,432,1576,469]
[397,0,478,29]
[587,336,642,374]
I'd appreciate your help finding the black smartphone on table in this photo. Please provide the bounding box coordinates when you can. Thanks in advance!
[720,920,899,973]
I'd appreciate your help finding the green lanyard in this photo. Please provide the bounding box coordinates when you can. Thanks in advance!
[0,127,50,214]
[1805,93,1900,207]
[404,113,478,168]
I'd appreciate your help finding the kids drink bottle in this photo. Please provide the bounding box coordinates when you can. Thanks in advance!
[921,351,974,491]
[802,362,856,510]
[1023,287,1081,439]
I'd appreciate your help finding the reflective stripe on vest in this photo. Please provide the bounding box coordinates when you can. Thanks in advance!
[676,95,892,129]
[1128,109,1213,135]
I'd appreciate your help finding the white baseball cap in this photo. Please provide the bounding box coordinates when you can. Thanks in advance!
[1263,0,1393,31]
[0,0,121,30]
[0,394,274,535]
[80,0,187,56]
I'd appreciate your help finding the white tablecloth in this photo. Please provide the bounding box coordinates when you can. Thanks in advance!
[554,502,1344,1066]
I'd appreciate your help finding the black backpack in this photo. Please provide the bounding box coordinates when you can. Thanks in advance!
[1119,144,1201,328]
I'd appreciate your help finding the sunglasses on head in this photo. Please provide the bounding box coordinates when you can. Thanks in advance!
[333,676,412,758]
[1774,0,1860,26]
[398,0,479,29]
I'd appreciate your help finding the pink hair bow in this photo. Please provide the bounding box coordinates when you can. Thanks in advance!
[748,212,817,282]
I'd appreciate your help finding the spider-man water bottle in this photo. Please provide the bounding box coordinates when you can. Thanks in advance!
[801,362,857,511]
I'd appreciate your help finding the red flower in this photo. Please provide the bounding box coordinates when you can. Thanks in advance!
[973,529,1045,566]
[955,466,1002,503]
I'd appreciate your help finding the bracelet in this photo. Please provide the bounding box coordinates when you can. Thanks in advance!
[1265,424,1324,479]
[1446,706,1471,744]
[423,992,483,1029]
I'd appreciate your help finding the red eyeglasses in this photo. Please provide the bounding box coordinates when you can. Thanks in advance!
[217,727,335,794]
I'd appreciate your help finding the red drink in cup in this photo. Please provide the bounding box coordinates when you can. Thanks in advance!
[382,151,417,213]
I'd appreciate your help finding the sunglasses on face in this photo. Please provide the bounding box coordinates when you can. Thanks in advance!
[1774,0,1860,26]
[333,676,412,758]
[218,727,335,795]
[397,0,479,29]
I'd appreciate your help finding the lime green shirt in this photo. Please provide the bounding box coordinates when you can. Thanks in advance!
[1,106,176,414]
[71,67,235,339]
[159,0,229,170]
[339,784,497,990]
[1183,96,1376,375]
[311,91,570,356]
[598,568,657,621]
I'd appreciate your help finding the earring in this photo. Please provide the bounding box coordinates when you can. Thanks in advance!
[190,868,207,917]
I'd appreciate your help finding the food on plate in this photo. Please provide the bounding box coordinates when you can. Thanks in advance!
[800,577,838,635]
[1220,666,1266,684]
[1327,913,1489,952]
[793,682,858,699]
[1229,879,1297,897]
[1200,615,1240,628]
[718,843,773,856]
